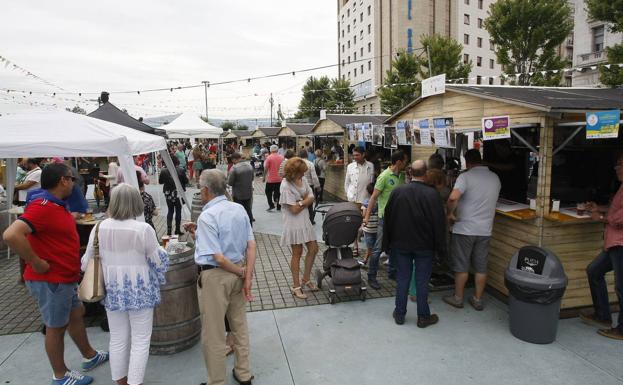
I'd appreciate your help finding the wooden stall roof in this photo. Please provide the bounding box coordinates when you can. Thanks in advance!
[311,113,389,135]
[277,126,296,137]
[250,129,265,138]
[258,127,281,137]
[287,123,315,136]
[387,85,623,124]
[231,130,252,138]
[223,131,237,139]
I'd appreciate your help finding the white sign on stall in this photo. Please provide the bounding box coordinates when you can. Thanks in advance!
[421,74,446,98]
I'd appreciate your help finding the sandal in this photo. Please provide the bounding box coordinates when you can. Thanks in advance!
[291,286,308,299]
[301,279,319,292]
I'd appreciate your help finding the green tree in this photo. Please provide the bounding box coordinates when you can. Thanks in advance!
[66,105,86,114]
[377,50,420,114]
[419,34,472,81]
[220,121,235,131]
[484,0,573,86]
[586,0,623,86]
[237,124,249,130]
[294,76,332,119]
[326,78,356,113]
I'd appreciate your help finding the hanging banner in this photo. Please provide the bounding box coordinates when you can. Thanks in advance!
[373,125,384,146]
[421,73,446,98]
[432,118,453,148]
[586,110,620,139]
[417,119,432,146]
[363,122,373,142]
[482,116,511,141]
[384,126,398,149]
[396,120,411,145]
[347,124,355,142]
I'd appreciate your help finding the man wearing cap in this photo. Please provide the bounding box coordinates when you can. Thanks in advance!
[263,144,284,212]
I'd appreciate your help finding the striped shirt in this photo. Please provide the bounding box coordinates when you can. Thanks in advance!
[362,199,378,233]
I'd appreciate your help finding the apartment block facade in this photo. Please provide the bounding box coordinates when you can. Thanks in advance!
[337,0,502,114]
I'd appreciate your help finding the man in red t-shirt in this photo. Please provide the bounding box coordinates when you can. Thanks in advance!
[263,144,284,211]
[3,163,108,384]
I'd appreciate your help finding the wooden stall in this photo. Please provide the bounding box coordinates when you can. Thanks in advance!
[276,125,298,149]
[386,85,623,311]
[286,123,315,150]
[310,114,389,201]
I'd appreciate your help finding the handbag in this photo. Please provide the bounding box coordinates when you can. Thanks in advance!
[78,222,106,302]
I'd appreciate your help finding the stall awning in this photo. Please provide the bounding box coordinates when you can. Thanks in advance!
[160,112,223,138]
[88,102,156,134]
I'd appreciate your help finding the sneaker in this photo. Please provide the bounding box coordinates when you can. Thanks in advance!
[417,314,439,328]
[52,370,93,385]
[442,294,464,309]
[468,296,484,311]
[266,207,274,212]
[579,313,612,329]
[392,309,405,325]
[81,350,109,372]
[368,278,381,290]
[597,327,623,340]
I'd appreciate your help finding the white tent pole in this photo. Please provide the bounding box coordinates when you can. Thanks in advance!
[5,158,16,211]
[159,149,191,212]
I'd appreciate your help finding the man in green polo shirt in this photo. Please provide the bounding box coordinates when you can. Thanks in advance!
[363,150,408,289]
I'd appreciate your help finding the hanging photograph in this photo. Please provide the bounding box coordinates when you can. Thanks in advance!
[347,124,355,142]
[363,122,373,142]
[355,123,365,142]
[396,120,412,145]
[384,126,398,149]
[416,119,432,146]
[432,117,453,148]
[373,125,384,146]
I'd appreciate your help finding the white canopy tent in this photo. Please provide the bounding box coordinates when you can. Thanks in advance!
[0,110,189,214]
[160,112,223,138]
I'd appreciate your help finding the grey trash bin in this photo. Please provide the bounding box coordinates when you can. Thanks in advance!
[504,246,568,344]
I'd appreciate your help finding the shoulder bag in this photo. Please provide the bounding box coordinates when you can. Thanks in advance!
[78,222,106,302]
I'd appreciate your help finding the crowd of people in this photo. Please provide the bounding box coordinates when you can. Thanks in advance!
[2,140,621,385]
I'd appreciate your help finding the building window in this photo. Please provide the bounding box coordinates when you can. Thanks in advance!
[464,34,470,45]
[348,56,351,64]
[342,59,345,67]
[341,30,344,38]
[463,53,470,64]
[477,75,482,84]
[368,24,371,34]
[354,68,357,76]
[342,74,346,80]
[360,12,363,22]
[368,60,371,70]
[360,47,363,56]
[354,35,357,44]
[347,9,350,17]
[478,0,483,9]
[477,37,482,47]
[370,103,373,111]
[490,59,495,69]
[360,30,363,40]
[362,105,366,113]
[593,25,605,52]
[488,77,494,85]
[464,0,469,4]
[353,18,356,26]
[368,42,372,52]
[347,25,351,33]
[477,56,482,66]
[464,14,470,25]
[348,71,351,78]
[490,40,495,51]
[500,77,505,85]
[478,18,483,28]
[354,52,357,60]
[342,44,345,52]
[348,40,351,48]
[361,64,364,73]
[367,5,371,15]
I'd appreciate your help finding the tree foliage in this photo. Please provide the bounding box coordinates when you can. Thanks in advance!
[326,78,356,114]
[419,34,472,80]
[295,76,356,119]
[586,0,623,87]
[220,121,236,131]
[484,0,573,86]
[66,105,86,115]
[377,50,420,115]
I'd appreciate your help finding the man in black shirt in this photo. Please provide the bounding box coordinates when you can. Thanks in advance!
[383,160,446,328]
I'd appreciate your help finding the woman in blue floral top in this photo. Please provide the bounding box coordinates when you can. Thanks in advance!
[81,183,168,385]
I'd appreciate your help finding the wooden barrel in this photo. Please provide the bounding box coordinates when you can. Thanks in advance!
[191,193,202,223]
[150,246,201,355]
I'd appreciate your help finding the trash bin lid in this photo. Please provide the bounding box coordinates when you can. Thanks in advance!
[505,246,568,290]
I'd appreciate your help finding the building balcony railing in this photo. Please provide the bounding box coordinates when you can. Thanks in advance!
[576,51,606,66]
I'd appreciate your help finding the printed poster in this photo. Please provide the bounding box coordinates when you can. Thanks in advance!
[482,116,511,141]
[586,110,620,139]
[384,126,398,149]
[363,122,373,142]
[417,119,432,146]
[347,124,355,142]
[432,117,453,148]
[396,120,412,145]
[373,125,384,146]
[356,123,365,148]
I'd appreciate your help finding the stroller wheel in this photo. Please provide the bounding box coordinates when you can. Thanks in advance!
[315,269,323,289]
[360,288,367,302]
[329,293,338,305]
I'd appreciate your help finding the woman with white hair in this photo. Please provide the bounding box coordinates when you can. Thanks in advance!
[81,183,169,385]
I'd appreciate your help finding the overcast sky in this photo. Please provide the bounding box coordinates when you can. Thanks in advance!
[0,0,337,121]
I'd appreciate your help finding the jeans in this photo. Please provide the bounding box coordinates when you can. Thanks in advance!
[368,218,384,281]
[166,198,182,233]
[234,198,254,225]
[265,182,281,209]
[393,249,434,318]
[587,246,623,331]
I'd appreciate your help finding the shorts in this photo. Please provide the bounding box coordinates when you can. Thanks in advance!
[192,161,204,171]
[26,281,82,328]
[450,234,491,274]
[363,231,377,251]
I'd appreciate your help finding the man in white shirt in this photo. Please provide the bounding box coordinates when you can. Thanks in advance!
[344,147,375,206]
[15,158,42,204]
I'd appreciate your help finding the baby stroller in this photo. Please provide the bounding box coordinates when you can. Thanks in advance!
[315,202,367,304]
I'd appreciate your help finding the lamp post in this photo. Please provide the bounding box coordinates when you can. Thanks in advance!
[201,81,209,121]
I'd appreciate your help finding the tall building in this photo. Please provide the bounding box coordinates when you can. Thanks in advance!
[572,0,623,86]
[337,0,502,114]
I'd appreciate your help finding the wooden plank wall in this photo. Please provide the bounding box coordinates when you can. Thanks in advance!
[323,165,347,201]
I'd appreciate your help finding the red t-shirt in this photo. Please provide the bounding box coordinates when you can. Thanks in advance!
[264,153,284,183]
[19,198,81,283]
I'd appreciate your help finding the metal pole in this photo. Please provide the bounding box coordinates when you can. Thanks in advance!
[426,45,433,77]
[202,81,209,121]
[269,93,274,127]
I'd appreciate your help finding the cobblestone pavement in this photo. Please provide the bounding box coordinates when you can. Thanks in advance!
[0,210,397,336]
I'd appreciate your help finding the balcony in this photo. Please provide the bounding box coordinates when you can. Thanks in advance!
[576,51,606,66]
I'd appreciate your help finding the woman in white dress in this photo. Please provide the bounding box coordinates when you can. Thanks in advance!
[280,157,319,299]
[81,183,168,385]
